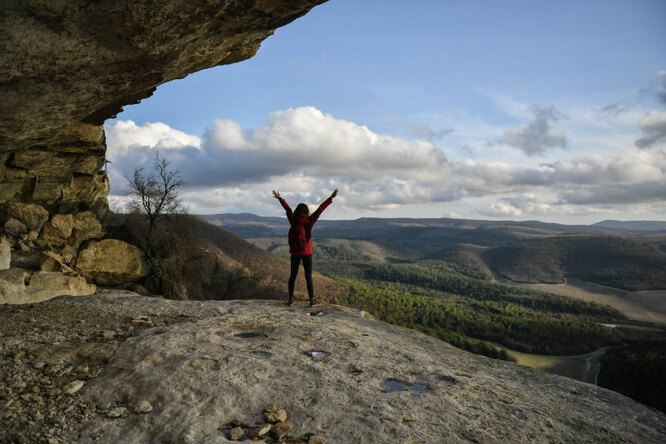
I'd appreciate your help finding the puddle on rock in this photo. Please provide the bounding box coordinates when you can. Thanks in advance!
[385,380,429,393]
[251,352,272,359]
[305,350,329,358]
[350,368,363,376]
[233,332,268,339]
[440,375,457,386]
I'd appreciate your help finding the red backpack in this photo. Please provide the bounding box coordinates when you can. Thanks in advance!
[288,216,310,253]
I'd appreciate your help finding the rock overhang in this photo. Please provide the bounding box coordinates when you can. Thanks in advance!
[0,0,328,218]
[0,0,329,152]
[0,0,328,284]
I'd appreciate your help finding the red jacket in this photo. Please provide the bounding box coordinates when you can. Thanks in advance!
[279,197,332,255]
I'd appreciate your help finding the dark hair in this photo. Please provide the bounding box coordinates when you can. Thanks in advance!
[294,203,310,216]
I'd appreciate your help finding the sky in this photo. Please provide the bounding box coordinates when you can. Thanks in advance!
[105,0,666,224]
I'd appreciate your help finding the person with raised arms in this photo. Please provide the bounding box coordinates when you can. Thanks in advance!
[272,188,338,306]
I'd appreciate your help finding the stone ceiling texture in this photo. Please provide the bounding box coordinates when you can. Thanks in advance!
[0,0,326,216]
[0,0,328,152]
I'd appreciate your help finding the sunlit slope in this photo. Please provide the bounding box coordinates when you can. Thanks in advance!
[112,214,343,301]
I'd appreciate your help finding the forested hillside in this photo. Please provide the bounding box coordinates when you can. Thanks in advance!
[205,213,666,291]
[108,215,343,301]
[249,236,629,356]
[483,236,666,290]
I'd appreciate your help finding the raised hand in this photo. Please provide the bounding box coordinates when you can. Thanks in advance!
[330,188,338,199]
[272,190,281,199]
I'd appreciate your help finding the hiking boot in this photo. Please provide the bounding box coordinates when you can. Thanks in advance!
[287,299,295,306]
[310,300,321,307]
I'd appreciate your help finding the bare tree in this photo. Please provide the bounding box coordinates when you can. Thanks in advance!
[125,152,186,237]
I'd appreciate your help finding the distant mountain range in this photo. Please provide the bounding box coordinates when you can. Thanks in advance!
[591,220,666,232]
[197,213,666,291]
[197,213,665,250]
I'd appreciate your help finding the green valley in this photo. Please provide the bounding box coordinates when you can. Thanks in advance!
[199,214,666,412]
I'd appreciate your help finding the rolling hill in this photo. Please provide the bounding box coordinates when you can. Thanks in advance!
[108,214,343,301]
[592,220,666,232]
[481,236,666,291]
[200,213,666,291]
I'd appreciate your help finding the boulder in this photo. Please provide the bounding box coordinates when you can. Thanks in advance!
[0,203,49,232]
[28,271,95,293]
[0,279,23,303]
[76,239,150,285]
[0,182,22,202]
[39,250,75,274]
[0,237,10,269]
[0,267,29,286]
[4,218,28,236]
[69,211,105,249]
[40,214,74,245]
[1,270,95,304]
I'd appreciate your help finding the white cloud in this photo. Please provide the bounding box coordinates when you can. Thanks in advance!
[480,193,597,218]
[105,106,666,220]
[105,120,201,160]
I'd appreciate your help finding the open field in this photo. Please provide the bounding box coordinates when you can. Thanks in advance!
[504,278,666,325]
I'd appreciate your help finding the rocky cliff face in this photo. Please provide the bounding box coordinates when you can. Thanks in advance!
[1,293,664,443]
[0,0,327,291]
[1,0,327,152]
[0,0,326,231]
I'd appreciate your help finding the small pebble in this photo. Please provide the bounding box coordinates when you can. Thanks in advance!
[48,388,61,397]
[133,400,153,414]
[11,380,27,389]
[229,426,244,441]
[63,380,84,395]
[270,421,294,439]
[106,407,128,418]
[264,407,288,423]
[250,424,271,439]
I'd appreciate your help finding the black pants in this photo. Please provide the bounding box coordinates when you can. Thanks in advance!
[289,254,314,302]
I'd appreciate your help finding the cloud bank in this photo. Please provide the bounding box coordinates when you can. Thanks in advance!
[105,106,666,220]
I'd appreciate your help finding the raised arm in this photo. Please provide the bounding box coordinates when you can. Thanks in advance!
[273,190,292,222]
[311,188,338,224]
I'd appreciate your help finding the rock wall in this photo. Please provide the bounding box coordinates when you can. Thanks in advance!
[0,0,327,291]
[0,123,109,216]
[1,0,327,207]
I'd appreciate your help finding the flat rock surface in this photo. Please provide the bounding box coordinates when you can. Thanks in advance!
[1,292,665,443]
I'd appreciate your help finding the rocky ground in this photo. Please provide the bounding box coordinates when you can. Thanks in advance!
[1,292,665,443]
[0,291,219,443]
